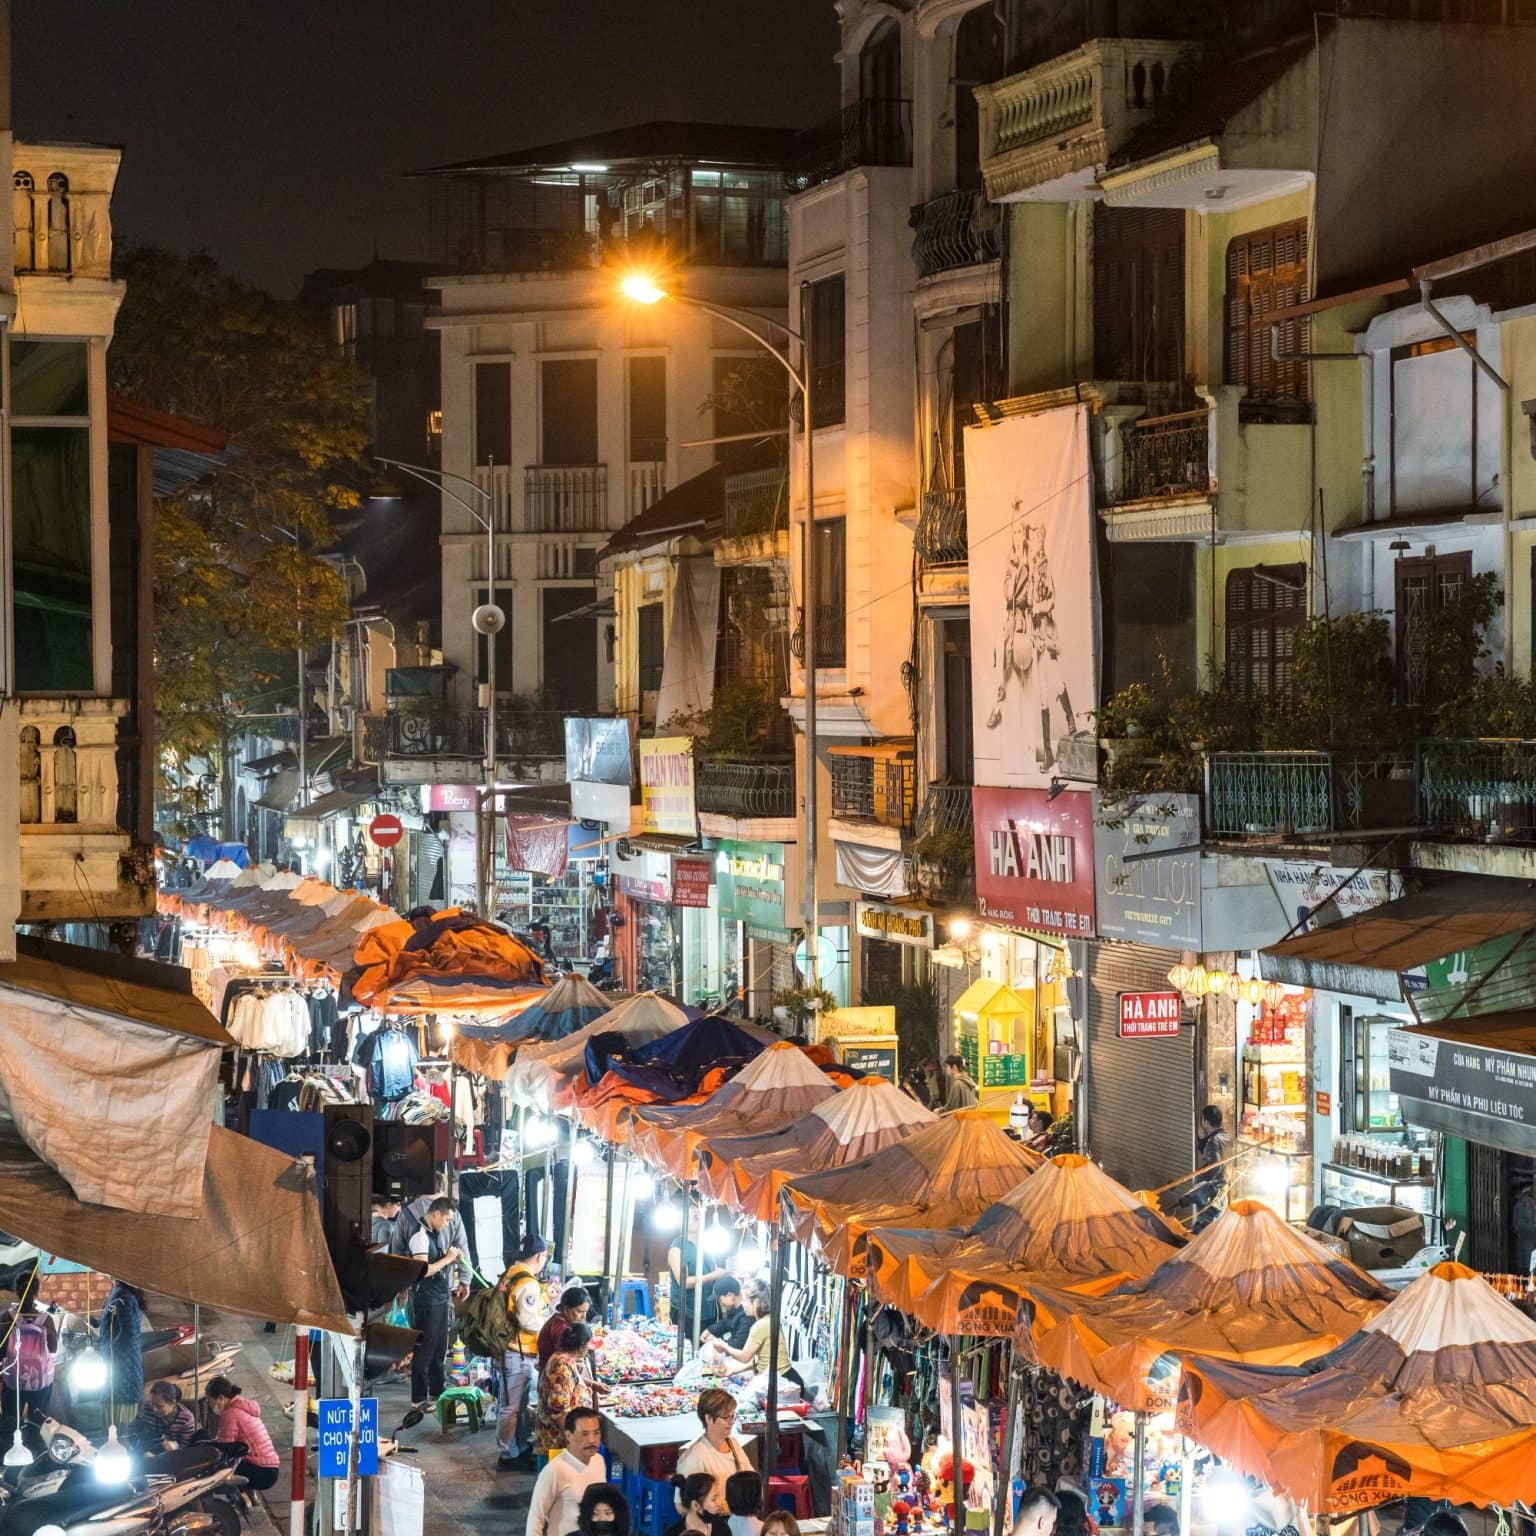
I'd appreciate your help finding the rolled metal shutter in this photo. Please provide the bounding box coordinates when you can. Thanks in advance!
[1084,939,1196,1192]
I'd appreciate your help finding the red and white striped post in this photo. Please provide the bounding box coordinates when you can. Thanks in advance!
[290,1331,309,1536]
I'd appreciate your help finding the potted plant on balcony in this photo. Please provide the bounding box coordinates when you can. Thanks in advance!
[772,985,836,1036]
[909,824,975,904]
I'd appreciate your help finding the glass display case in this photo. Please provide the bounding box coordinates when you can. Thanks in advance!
[1346,1013,1406,1132]
[1321,1160,1436,1218]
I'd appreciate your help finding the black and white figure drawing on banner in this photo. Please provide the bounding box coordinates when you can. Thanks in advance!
[965,402,1098,790]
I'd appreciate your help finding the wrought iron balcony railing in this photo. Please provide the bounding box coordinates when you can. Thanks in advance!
[1419,738,1536,844]
[1114,409,1212,504]
[524,465,608,532]
[382,710,567,760]
[787,98,912,193]
[1205,751,1414,840]
[723,468,789,541]
[912,190,1001,279]
[831,751,916,831]
[916,486,968,566]
[912,782,974,843]
[696,758,796,820]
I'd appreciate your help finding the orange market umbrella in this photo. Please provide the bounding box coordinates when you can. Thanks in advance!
[781,1110,1041,1279]
[626,1041,839,1179]
[1178,1261,1536,1514]
[868,1154,1185,1333]
[1028,1199,1391,1412]
[697,1075,936,1221]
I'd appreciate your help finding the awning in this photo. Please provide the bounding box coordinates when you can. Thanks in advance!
[1259,874,1536,1014]
[241,750,297,776]
[1389,1011,1536,1154]
[296,778,379,819]
[551,597,616,624]
[254,767,301,813]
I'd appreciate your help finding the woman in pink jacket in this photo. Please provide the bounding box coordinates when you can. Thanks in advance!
[206,1376,281,1491]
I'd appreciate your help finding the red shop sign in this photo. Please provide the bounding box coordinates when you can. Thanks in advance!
[1118,990,1183,1039]
[971,785,1096,938]
[672,858,713,909]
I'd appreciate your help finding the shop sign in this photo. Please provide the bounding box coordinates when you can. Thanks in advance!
[672,858,713,909]
[715,839,790,941]
[637,736,697,836]
[855,901,933,948]
[565,717,633,786]
[1403,932,1536,1024]
[1389,1026,1536,1135]
[837,1035,899,1082]
[614,844,670,904]
[1117,990,1183,1039]
[426,784,477,813]
[1093,792,1201,949]
[972,786,1095,938]
[1315,1089,1332,1117]
[1264,861,1400,929]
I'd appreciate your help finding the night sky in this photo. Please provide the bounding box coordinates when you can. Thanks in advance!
[16,1,839,296]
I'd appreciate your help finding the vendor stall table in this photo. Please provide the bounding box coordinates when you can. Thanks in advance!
[600,1412,809,1480]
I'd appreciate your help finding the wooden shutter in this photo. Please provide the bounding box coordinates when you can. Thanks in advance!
[1225,220,1310,406]
[1226,563,1306,702]
[1094,205,1185,383]
[1394,552,1471,707]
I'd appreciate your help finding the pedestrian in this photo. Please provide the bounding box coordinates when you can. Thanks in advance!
[901,1067,932,1109]
[510,1233,552,1277]
[99,1280,144,1429]
[1189,1105,1232,1232]
[1144,1505,1179,1536]
[539,1285,593,1370]
[128,1380,197,1452]
[703,1277,751,1351]
[941,1055,979,1110]
[371,1194,403,1250]
[402,1196,472,1407]
[725,1471,763,1536]
[526,1407,606,1536]
[675,1388,749,1501]
[669,1206,727,1350]
[537,1323,596,1455]
[665,1472,728,1536]
[1011,1488,1061,1536]
[1,1290,56,1425]
[760,1517,800,1536]
[1026,1108,1055,1154]
[205,1376,281,1492]
[578,1484,632,1536]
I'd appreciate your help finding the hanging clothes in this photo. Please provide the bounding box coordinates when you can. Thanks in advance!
[224,984,310,1056]
[353,1024,420,1102]
[305,989,341,1061]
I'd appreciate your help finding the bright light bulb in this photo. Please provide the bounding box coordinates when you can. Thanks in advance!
[68,1346,107,1393]
[948,917,972,942]
[93,1426,131,1485]
[1254,1159,1290,1197]
[702,1222,731,1257]
[1201,1472,1250,1528]
[735,1243,765,1273]
[3,1428,33,1468]
[621,273,666,305]
[573,1139,597,1167]
[439,1020,455,1041]
[525,1116,556,1150]
[652,1200,683,1234]
[33,1525,66,1536]
[631,1170,656,1201]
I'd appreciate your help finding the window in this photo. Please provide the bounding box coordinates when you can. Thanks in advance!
[954,6,1005,190]
[628,356,667,462]
[474,362,511,466]
[860,17,902,104]
[11,339,94,691]
[811,517,846,668]
[941,619,974,783]
[1225,220,1310,412]
[1093,205,1185,383]
[804,275,846,429]
[946,308,1007,487]
[1395,551,1472,708]
[540,358,599,464]
[1226,563,1306,703]
[637,602,665,697]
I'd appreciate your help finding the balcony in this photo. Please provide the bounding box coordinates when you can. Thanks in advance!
[1419,739,1536,845]
[1205,751,1415,842]
[792,604,847,670]
[628,462,666,522]
[977,39,1193,202]
[787,98,912,193]
[908,783,976,904]
[1111,409,1213,505]
[378,707,567,785]
[830,748,916,832]
[524,466,608,533]
[13,144,118,279]
[696,758,796,820]
[912,191,1001,280]
[723,468,789,542]
[916,487,968,566]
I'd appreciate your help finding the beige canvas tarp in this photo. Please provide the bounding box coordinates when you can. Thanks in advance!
[0,1124,351,1334]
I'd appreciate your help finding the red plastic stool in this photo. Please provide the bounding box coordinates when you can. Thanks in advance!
[768,1476,813,1520]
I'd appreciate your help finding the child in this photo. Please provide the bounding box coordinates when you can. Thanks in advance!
[725,1471,763,1536]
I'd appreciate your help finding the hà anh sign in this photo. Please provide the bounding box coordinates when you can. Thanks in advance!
[1117,990,1182,1039]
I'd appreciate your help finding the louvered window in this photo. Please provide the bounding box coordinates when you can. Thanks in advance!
[1226,563,1306,702]
[1226,221,1311,412]
[1093,206,1185,383]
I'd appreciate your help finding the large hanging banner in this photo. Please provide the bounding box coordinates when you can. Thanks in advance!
[964,404,1098,789]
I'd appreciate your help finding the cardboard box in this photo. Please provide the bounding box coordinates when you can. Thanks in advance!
[1337,1206,1426,1270]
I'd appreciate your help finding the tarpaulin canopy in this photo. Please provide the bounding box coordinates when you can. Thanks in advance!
[351,906,547,1016]
[1029,1199,1391,1412]
[505,993,690,1111]
[869,1154,1186,1335]
[781,1110,1042,1278]
[628,1041,840,1178]
[202,857,246,878]
[1177,1261,1536,1514]
[697,1075,936,1222]
[451,973,615,1080]
[0,1124,350,1334]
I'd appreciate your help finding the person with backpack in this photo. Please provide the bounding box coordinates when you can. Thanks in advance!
[1,1292,56,1426]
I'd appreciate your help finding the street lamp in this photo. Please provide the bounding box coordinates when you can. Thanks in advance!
[618,271,821,991]
[376,456,503,919]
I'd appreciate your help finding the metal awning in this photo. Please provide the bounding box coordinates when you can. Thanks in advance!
[254,767,300,813]
[296,778,379,819]
[1259,873,1536,1011]
[551,597,616,624]
[241,749,297,775]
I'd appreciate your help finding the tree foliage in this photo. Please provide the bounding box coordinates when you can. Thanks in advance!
[108,248,368,774]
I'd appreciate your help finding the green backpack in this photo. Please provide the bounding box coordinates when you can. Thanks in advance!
[455,1281,518,1360]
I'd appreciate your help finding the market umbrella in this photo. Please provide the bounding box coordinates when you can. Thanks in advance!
[781,1110,1042,1279]
[451,973,615,1079]
[1178,1261,1536,1514]
[1027,1199,1391,1412]
[868,1153,1186,1334]
[697,1074,936,1221]
[627,1041,840,1179]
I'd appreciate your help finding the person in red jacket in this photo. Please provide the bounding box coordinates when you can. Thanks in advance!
[206,1376,281,1491]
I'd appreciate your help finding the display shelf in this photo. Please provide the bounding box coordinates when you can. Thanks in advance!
[1321,1162,1435,1216]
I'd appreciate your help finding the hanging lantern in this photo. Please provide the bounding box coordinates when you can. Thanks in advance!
[1167,962,1192,991]
[1205,969,1232,997]
[1184,965,1210,998]
[1262,980,1286,1011]
[1238,976,1267,1006]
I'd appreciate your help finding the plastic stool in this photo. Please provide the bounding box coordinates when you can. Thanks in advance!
[768,1476,813,1520]
[774,1430,802,1471]
[617,1276,652,1318]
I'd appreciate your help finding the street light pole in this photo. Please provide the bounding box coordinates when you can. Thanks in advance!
[376,456,502,917]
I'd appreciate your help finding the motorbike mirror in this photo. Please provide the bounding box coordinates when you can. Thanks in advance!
[396,1407,425,1432]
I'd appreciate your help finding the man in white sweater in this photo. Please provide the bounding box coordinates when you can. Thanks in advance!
[526,1408,606,1536]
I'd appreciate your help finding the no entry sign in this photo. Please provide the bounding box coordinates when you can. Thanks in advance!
[1118,990,1182,1039]
[369,814,404,849]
